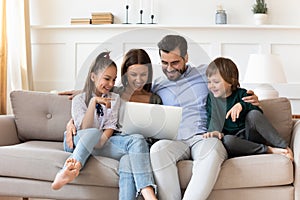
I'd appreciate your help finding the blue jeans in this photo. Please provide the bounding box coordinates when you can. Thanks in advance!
[63,128,156,200]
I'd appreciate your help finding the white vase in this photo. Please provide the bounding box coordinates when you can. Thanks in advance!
[253,13,268,25]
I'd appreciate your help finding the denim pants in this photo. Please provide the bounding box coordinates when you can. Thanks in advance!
[63,128,156,200]
[222,110,288,157]
[150,136,227,200]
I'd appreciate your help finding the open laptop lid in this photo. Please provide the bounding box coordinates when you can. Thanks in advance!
[122,102,182,139]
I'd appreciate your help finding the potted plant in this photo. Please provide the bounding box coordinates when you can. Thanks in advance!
[251,0,268,25]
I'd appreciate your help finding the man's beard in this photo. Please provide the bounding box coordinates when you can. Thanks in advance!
[163,67,186,81]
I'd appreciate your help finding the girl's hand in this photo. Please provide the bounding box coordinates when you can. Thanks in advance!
[226,103,242,122]
[203,131,224,139]
[94,97,114,108]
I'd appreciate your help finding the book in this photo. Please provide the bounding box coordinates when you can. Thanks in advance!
[70,18,91,25]
[91,12,114,24]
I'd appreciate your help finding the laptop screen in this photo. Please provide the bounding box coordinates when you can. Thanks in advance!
[121,102,182,139]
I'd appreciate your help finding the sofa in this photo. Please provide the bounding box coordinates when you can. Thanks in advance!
[0,90,299,200]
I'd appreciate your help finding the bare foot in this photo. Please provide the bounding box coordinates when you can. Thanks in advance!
[141,186,158,200]
[267,146,288,154]
[267,146,294,161]
[284,147,294,162]
[51,158,81,190]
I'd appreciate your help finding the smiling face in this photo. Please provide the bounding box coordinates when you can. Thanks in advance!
[126,64,149,92]
[207,70,232,98]
[91,65,117,96]
[160,48,187,81]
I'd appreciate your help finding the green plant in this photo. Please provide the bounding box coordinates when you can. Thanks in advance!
[252,0,268,14]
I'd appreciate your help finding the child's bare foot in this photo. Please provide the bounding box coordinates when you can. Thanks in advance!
[267,146,294,161]
[51,158,81,190]
[284,147,294,162]
[267,146,287,154]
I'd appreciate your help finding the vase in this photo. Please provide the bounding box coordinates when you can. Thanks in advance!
[253,13,268,25]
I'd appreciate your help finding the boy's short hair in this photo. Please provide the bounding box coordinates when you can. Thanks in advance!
[207,57,240,91]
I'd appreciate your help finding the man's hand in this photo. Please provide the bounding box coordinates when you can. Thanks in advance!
[58,90,82,100]
[226,103,242,122]
[202,131,224,140]
[242,90,260,106]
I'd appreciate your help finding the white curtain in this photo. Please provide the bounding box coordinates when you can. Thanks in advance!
[6,0,33,113]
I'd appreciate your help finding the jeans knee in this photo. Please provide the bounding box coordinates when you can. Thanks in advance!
[222,135,235,146]
[128,134,149,153]
[150,140,171,153]
[246,110,262,121]
[87,128,101,140]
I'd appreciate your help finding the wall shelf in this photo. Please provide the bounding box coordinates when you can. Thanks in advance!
[31,24,300,30]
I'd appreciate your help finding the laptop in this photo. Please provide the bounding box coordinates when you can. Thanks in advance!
[122,102,182,140]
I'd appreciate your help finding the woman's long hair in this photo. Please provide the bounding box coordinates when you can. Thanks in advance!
[121,49,153,92]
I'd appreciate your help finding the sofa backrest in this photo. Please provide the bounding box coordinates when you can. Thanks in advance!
[10,90,72,142]
[260,97,293,145]
[10,90,293,145]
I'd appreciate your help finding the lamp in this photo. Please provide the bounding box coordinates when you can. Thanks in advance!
[243,54,287,100]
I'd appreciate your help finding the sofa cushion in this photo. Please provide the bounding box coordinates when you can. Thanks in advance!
[260,97,293,144]
[10,90,72,142]
[0,141,120,187]
[178,154,293,190]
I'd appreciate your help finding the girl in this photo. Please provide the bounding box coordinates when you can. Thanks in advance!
[52,52,157,200]
[203,57,293,161]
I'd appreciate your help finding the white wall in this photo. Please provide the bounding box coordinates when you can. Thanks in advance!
[29,0,300,26]
[28,0,300,114]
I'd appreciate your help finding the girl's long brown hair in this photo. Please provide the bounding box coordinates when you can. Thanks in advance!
[83,52,117,106]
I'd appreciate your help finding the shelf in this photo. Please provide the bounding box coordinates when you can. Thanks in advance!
[31,24,300,30]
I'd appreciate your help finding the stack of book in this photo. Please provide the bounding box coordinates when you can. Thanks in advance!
[70,18,91,25]
[91,12,114,24]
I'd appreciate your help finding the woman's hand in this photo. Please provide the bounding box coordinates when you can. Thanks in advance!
[242,90,260,106]
[226,103,242,122]
[202,131,224,139]
[66,118,76,149]
[95,129,114,149]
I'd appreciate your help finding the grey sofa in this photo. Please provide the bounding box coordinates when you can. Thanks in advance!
[0,90,299,200]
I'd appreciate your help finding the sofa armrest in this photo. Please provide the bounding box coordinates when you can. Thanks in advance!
[0,115,20,146]
[291,120,300,200]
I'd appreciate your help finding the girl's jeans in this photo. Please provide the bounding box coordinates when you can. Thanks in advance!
[63,128,156,200]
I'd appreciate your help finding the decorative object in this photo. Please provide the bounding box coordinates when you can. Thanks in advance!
[215,4,227,24]
[252,0,268,25]
[244,54,287,100]
[137,0,144,24]
[123,0,130,24]
[149,0,156,24]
